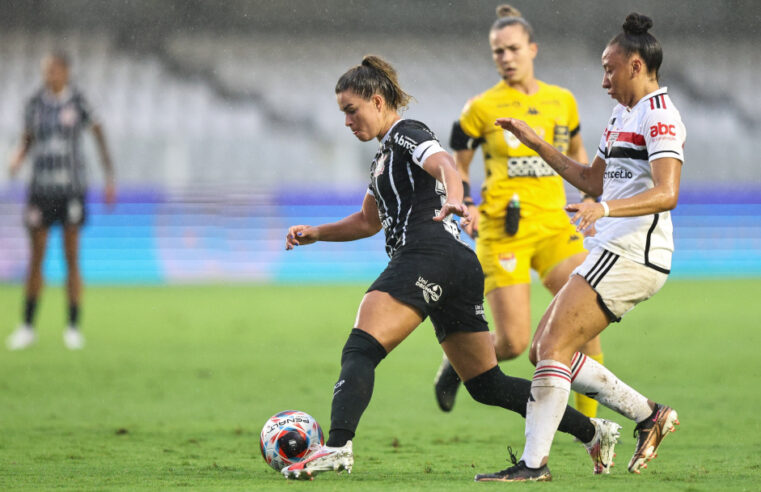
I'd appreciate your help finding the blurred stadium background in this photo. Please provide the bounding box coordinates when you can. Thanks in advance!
[1,0,759,285]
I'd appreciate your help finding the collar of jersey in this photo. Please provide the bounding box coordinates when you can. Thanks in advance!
[628,86,668,111]
[497,79,546,97]
[42,86,73,104]
[379,118,405,146]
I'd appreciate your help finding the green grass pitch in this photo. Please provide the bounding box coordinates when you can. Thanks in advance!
[1,279,760,490]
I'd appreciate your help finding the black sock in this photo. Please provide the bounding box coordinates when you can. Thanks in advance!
[23,297,37,326]
[68,304,79,327]
[327,329,387,447]
[463,365,596,443]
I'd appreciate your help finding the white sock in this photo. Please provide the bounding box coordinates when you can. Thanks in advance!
[570,352,652,423]
[521,360,571,469]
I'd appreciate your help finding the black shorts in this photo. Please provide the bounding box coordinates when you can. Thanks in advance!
[25,194,86,229]
[367,241,489,343]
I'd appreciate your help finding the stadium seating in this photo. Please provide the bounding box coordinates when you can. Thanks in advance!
[0,30,758,283]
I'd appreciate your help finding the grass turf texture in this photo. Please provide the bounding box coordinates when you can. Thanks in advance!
[0,279,759,491]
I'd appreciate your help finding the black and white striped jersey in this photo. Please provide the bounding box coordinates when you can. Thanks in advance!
[367,119,465,258]
[24,86,95,197]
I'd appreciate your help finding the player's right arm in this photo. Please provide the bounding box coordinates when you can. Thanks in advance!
[8,130,32,178]
[285,192,382,250]
[495,117,605,197]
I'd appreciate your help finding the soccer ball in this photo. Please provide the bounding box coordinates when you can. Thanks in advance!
[259,410,324,471]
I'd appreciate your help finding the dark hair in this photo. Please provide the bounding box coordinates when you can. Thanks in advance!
[335,55,412,111]
[609,13,662,80]
[491,4,535,43]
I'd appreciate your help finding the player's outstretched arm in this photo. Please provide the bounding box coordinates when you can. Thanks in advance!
[285,193,382,250]
[495,118,605,197]
[422,151,470,224]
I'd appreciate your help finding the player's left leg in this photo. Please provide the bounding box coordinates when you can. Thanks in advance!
[542,252,603,418]
[63,224,84,349]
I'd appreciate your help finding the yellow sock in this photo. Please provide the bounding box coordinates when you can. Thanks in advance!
[574,352,604,418]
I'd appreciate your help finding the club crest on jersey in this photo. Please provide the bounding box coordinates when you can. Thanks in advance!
[504,130,521,149]
[59,105,79,127]
[606,130,620,152]
[373,153,387,177]
[499,252,517,273]
[415,276,442,303]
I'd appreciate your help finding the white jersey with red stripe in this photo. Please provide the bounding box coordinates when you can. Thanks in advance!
[587,87,686,273]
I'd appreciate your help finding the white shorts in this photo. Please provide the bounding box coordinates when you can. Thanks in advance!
[572,248,668,322]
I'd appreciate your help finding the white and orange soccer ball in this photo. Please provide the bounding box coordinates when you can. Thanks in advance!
[259,410,324,471]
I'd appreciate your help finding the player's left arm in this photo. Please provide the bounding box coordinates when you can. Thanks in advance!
[417,146,470,223]
[567,157,681,232]
[91,123,116,206]
[81,94,116,206]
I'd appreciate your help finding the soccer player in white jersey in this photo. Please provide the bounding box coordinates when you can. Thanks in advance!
[474,13,684,482]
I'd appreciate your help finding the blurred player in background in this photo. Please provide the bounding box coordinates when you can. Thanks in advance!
[476,13,683,481]
[280,55,620,481]
[6,52,116,351]
[434,4,604,418]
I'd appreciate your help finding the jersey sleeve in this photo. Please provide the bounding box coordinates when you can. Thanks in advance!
[642,109,686,163]
[457,97,486,142]
[566,91,581,137]
[391,121,446,168]
[23,98,35,133]
[76,92,97,126]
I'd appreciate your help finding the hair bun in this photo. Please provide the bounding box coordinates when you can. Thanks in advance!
[496,4,522,19]
[623,12,653,35]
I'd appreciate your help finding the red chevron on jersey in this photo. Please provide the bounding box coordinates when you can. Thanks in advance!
[606,131,646,146]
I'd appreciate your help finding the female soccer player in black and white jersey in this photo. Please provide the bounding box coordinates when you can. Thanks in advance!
[281,55,621,481]
[476,13,684,481]
[6,52,116,351]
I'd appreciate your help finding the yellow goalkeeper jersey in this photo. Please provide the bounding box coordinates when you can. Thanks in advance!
[459,80,581,240]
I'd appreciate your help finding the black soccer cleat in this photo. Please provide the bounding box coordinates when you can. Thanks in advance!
[475,447,552,482]
[433,355,461,412]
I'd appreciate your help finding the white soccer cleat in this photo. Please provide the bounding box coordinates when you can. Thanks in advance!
[585,418,622,475]
[63,327,85,350]
[6,325,36,350]
[281,440,354,480]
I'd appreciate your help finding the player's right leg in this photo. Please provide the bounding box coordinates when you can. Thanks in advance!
[282,291,423,480]
[7,222,49,350]
[63,224,85,349]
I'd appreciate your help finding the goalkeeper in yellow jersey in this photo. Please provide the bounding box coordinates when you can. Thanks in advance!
[434,4,603,418]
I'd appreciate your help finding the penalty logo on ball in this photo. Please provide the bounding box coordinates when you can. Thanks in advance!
[259,410,324,471]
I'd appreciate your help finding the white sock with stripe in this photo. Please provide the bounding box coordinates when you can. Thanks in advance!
[521,360,571,469]
[570,352,652,423]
